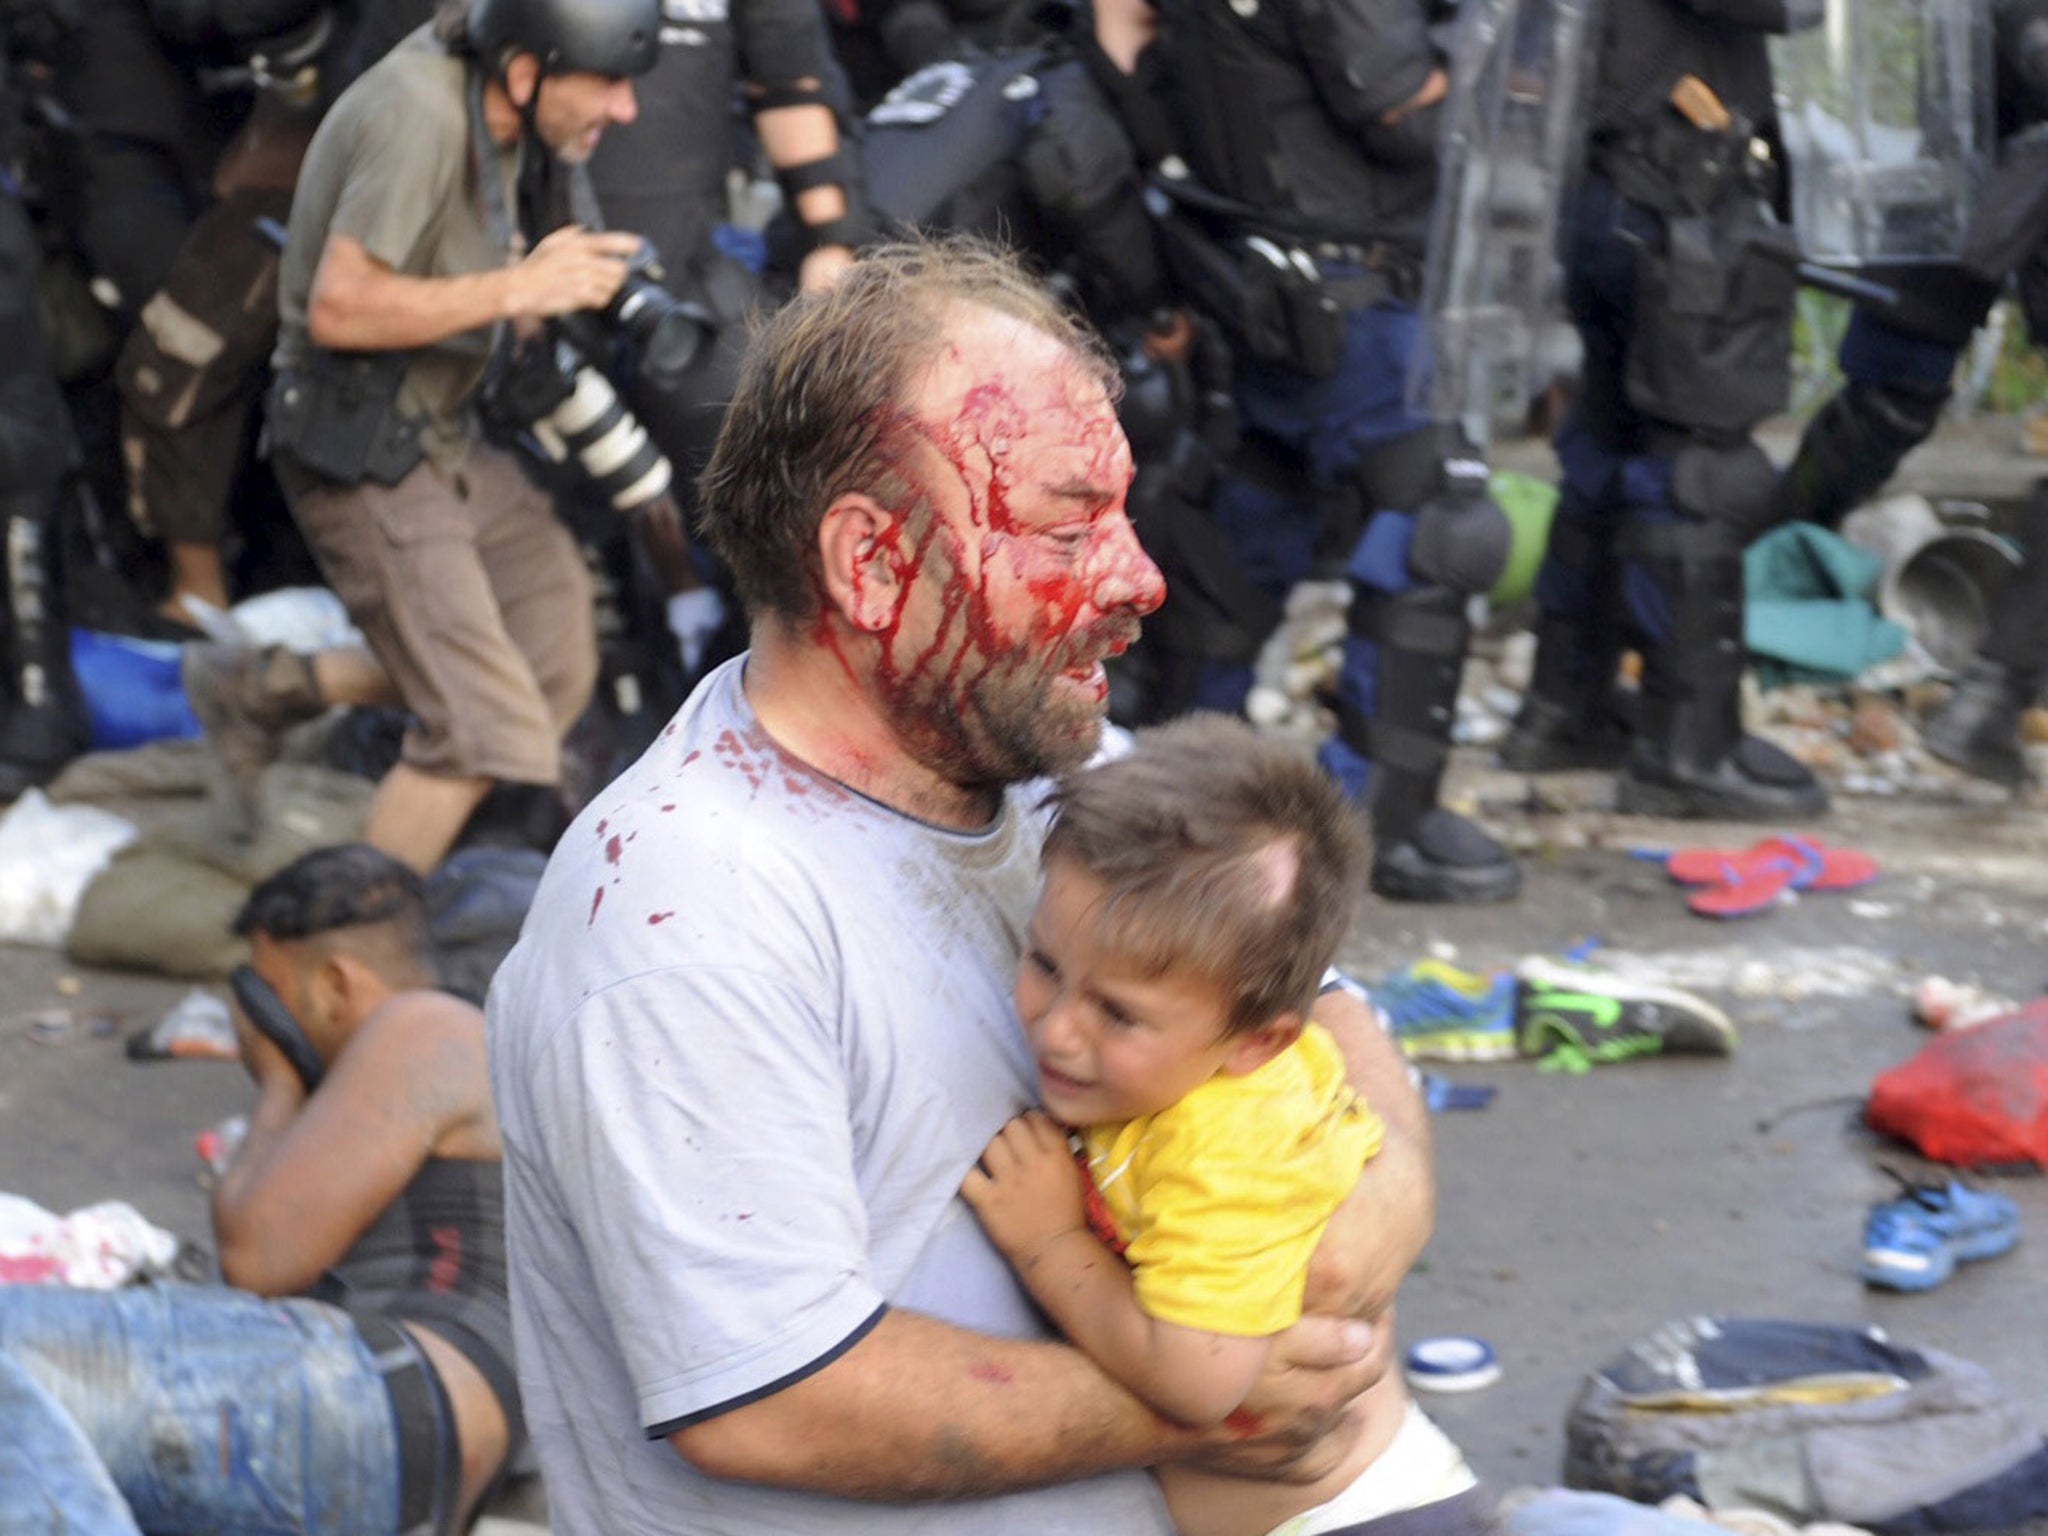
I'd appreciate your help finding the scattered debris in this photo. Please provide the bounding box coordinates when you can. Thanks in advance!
[0,1193,180,1287]
[125,989,238,1064]
[1912,976,2019,1033]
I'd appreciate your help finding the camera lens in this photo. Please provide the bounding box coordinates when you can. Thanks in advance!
[607,265,711,390]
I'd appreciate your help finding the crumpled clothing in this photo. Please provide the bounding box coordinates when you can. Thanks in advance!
[0,1194,179,1288]
[1744,524,1907,688]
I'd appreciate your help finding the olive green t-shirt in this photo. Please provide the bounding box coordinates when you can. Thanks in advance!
[274,26,519,470]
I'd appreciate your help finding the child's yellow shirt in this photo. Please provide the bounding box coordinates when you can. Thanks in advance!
[1078,1022,1383,1338]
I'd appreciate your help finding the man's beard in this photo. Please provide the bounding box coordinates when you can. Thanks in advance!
[888,621,1137,792]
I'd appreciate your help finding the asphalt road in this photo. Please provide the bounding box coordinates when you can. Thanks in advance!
[2,755,2044,1512]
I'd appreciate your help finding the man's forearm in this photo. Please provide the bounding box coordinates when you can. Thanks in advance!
[1011,1230,1261,1427]
[671,1307,1194,1498]
[756,101,851,228]
[1306,988,1435,1313]
[307,261,514,352]
[210,1073,305,1291]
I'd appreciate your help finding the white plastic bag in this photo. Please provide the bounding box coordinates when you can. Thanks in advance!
[0,789,136,946]
[0,1193,180,1287]
[178,585,364,654]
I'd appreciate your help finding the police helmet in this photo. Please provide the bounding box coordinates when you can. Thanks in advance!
[465,0,661,78]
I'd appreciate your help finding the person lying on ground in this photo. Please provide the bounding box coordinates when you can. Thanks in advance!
[0,842,518,1536]
[965,712,1486,1536]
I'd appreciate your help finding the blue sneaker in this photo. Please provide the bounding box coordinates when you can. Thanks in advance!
[1375,961,1518,1062]
[1861,1175,2021,1292]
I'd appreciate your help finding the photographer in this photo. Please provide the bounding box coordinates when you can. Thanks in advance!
[0,844,517,1536]
[195,0,666,872]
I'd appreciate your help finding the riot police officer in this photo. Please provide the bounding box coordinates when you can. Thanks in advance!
[1501,0,1829,823]
[0,15,91,793]
[1130,0,1522,903]
[1772,0,2048,786]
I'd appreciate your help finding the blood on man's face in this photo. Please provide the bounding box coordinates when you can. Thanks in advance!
[854,309,1166,790]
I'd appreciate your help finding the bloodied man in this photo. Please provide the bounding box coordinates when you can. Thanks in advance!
[486,239,1437,1534]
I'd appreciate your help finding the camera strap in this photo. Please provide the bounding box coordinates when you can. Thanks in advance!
[467,62,606,379]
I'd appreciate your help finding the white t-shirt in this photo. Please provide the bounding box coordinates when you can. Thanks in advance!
[488,657,1173,1535]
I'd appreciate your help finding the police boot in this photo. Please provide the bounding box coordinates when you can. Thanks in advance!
[1615,534,1828,821]
[1769,379,1946,531]
[1346,585,1521,904]
[1499,614,1634,773]
[182,642,326,836]
[1924,657,2036,787]
[0,489,91,798]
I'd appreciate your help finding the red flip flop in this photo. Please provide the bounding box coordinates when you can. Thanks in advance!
[1667,836,1878,894]
[1684,855,1802,918]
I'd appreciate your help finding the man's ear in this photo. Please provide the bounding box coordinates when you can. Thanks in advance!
[816,496,908,636]
[503,52,541,109]
[1222,1010,1305,1076]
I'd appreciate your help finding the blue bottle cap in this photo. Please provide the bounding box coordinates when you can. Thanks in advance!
[1403,1335,1502,1393]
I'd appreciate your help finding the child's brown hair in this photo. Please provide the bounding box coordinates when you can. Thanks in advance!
[1042,713,1365,1033]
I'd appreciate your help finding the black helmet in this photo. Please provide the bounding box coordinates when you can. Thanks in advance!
[465,0,661,78]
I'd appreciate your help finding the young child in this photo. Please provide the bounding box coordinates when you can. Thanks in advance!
[963,713,1473,1536]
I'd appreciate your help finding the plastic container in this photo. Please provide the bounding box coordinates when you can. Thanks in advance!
[68,629,203,750]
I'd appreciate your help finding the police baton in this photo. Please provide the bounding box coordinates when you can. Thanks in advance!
[1790,260,1900,312]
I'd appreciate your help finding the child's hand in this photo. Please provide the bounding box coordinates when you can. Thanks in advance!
[960,1111,1088,1266]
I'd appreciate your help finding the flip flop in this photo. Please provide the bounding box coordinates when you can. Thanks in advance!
[1685,856,1801,919]
[1667,836,1878,893]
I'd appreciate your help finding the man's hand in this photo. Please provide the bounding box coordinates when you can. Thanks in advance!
[1178,1312,1379,1481]
[960,1111,1088,1267]
[798,243,856,295]
[1380,66,1448,126]
[505,226,644,321]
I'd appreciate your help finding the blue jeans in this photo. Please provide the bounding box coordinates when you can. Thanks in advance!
[1204,296,1435,800]
[0,1283,403,1536]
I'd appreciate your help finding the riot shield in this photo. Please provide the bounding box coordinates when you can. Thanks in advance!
[1774,0,1995,265]
[1408,0,1601,445]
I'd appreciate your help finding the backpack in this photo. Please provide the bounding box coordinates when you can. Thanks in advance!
[1564,1317,2048,1534]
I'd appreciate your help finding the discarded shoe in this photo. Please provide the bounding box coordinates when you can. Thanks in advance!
[1513,957,1737,1071]
[125,989,239,1063]
[1666,836,1879,894]
[1376,960,1519,1062]
[1861,1174,2020,1292]
[1683,859,1801,920]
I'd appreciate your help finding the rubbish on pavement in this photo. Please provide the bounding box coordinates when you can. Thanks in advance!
[195,1113,249,1179]
[1515,957,1737,1071]
[1665,836,1879,920]
[1404,1335,1502,1393]
[0,789,137,947]
[1911,976,2019,1033]
[1377,960,1519,1062]
[1860,1172,2020,1292]
[125,988,239,1064]
[1421,1074,1499,1113]
[1666,836,1880,893]
[1566,1317,2048,1533]
[0,1193,180,1287]
[1865,1001,2048,1168]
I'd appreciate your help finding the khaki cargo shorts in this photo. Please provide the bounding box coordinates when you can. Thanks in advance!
[281,444,596,785]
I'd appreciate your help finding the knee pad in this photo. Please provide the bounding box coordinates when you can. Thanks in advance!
[1352,426,1509,595]
[1668,440,1779,544]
